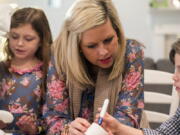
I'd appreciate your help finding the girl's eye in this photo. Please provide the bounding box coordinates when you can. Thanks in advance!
[10,34,19,40]
[24,35,37,42]
[25,38,34,42]
[103,36,114,44]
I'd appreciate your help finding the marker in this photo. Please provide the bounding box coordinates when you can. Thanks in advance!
[98,99,109,125]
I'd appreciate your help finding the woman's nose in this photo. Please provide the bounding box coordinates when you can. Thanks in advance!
[98,44,108,56]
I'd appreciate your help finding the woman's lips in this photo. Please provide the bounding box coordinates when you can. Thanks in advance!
[99,56,112,64]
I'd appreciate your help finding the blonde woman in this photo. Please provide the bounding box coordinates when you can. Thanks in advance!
[44,0,144,134]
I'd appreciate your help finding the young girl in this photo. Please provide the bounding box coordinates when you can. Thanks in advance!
[0,7,52,135]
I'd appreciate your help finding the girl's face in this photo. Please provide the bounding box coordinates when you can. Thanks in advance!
[173,53,180,97]
[9,24,40,61]
[80,19,119,69]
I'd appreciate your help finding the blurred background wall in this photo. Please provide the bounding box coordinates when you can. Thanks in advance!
[0,0,180,60]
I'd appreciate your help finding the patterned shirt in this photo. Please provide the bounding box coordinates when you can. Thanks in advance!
[0,62,44,134]
[143,107,180,135]
[43,39,144,135]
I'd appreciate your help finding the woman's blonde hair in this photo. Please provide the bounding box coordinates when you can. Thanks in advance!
[54,0,126,86]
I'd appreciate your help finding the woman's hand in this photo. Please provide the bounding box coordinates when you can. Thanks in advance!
[69,117,90,135]
[95,108,144,135]
[95,108,120,134]
[16,114,38,135]
[0,120,7,129]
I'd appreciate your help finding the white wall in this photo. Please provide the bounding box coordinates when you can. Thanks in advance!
[0,0,69,38]
[1,0,180,60]
[112,0,153,58]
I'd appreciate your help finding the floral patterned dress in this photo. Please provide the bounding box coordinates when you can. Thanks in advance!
[0,62,44,134]
[43,39,144,135]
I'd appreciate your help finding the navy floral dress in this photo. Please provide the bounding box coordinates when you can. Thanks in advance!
[43,39,144,135]
[0,62,44,134]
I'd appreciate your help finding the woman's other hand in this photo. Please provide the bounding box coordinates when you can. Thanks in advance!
[69,117,90,135]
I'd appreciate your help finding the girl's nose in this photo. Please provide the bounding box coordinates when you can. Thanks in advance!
[17,39,23,46]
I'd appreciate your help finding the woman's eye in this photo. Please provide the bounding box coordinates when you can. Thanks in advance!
[87,44,97,48]
[103,36,113,44]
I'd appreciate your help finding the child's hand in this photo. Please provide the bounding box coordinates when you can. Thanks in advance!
[16,114,37,135]
[0,120,7,129]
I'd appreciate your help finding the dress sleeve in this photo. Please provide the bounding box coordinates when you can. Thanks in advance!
[113,39,144,128]
[43,57,71,135]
